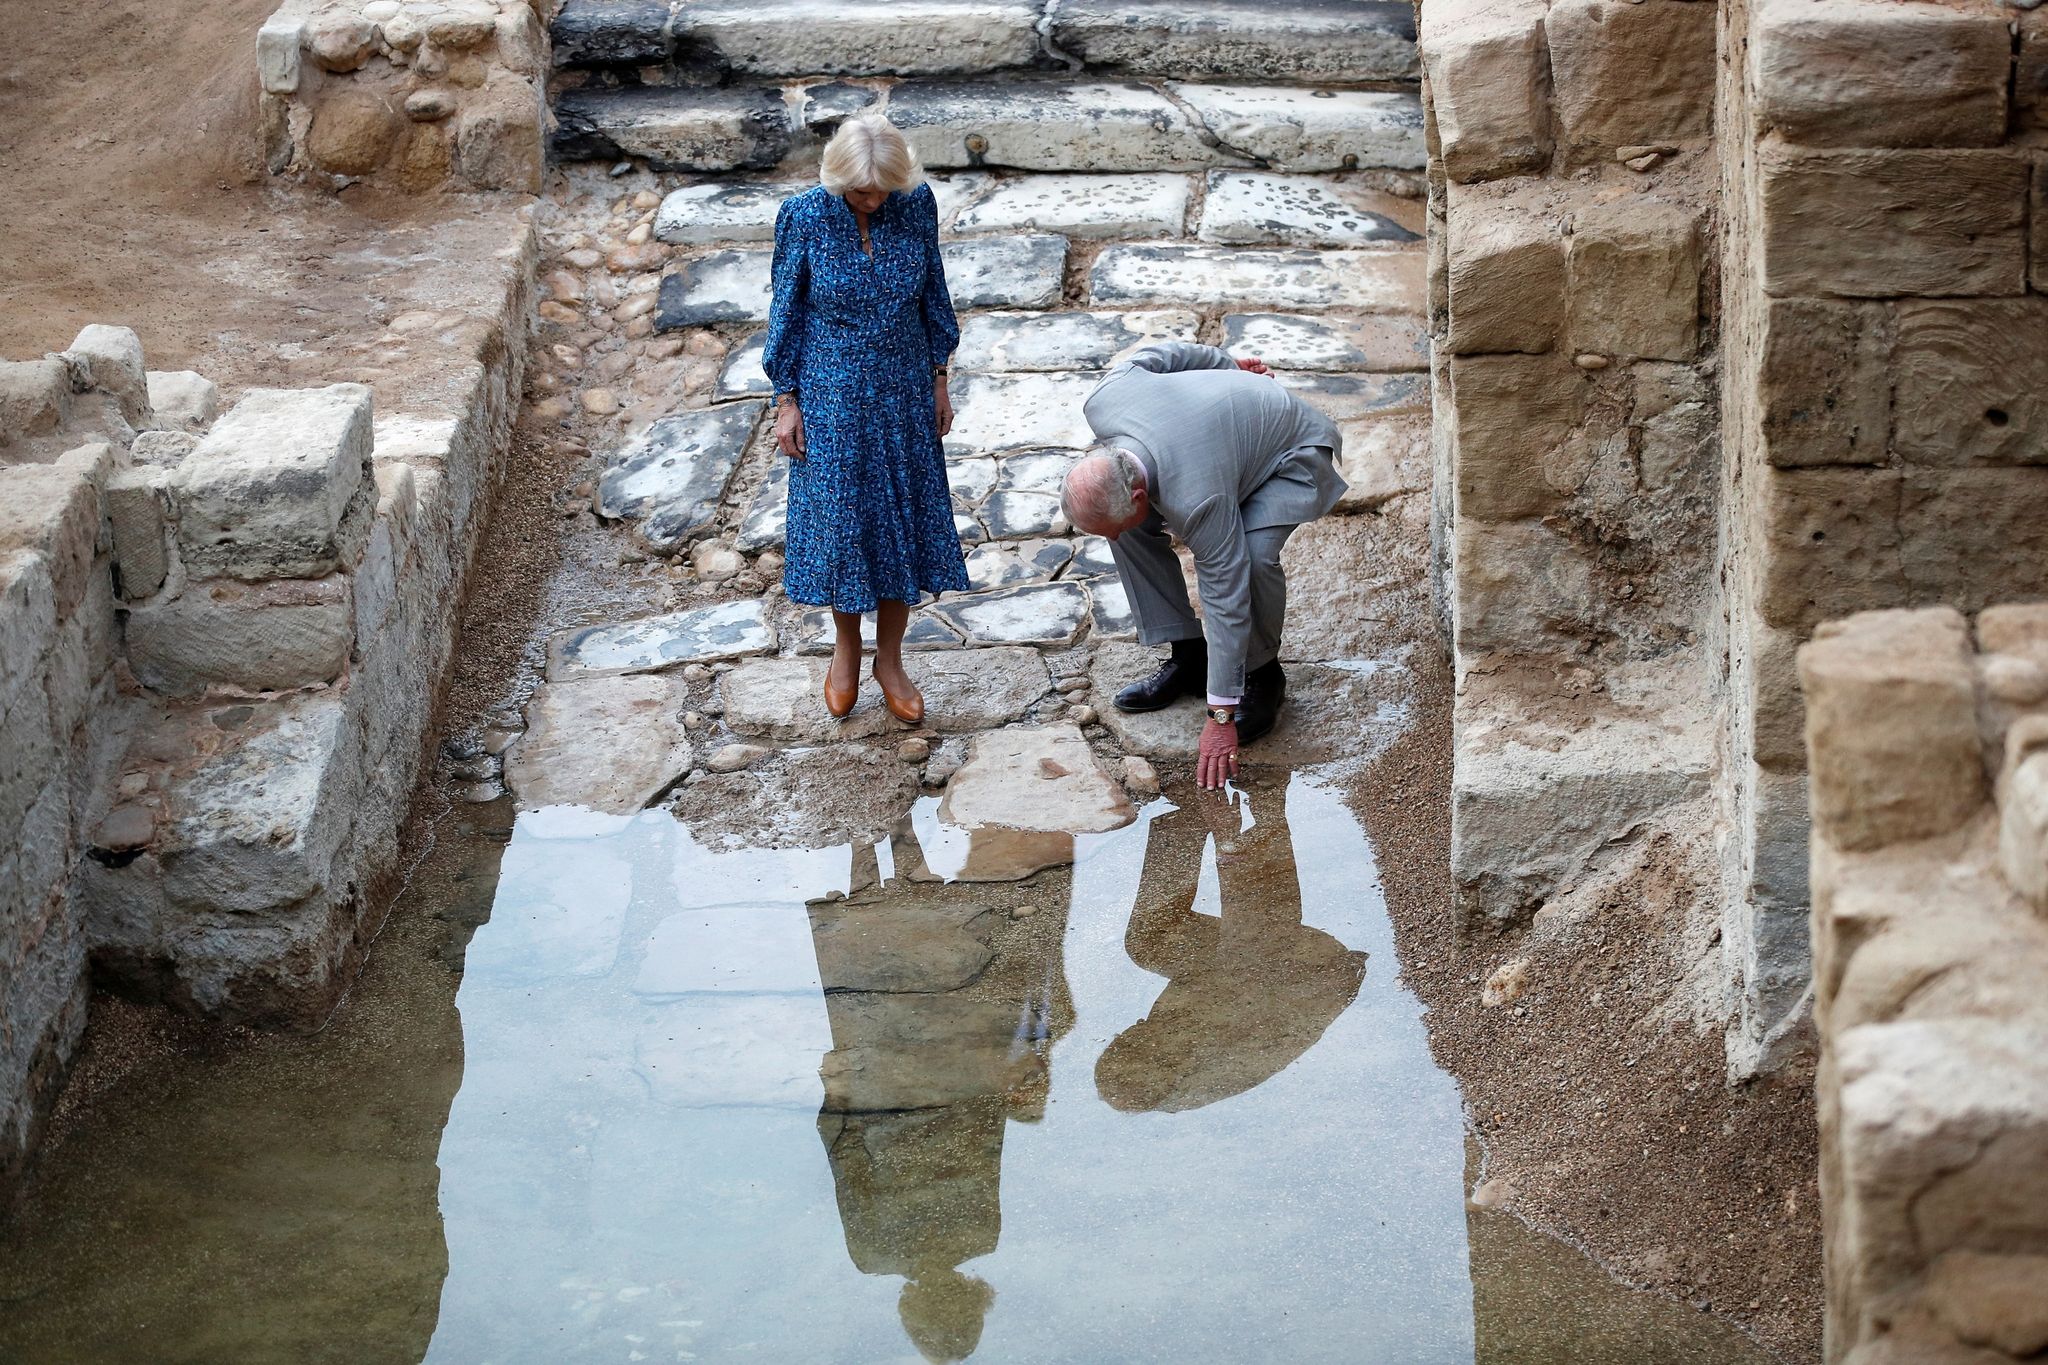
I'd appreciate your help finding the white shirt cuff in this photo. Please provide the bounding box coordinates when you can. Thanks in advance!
[1207,693,1240,708]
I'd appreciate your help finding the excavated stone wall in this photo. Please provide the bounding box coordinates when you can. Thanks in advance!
[259,0,550,190]
[1803,605,2048,1365]
[1419,0,1721,937]
[0,225,535,1201]
[1720,0,2048,1077]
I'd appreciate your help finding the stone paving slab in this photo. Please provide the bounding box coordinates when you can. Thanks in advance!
[1049,0,1418,84]
[552,85,793,172]
[549,599,776,681]
[505,674,694,814]
[654,180,811,245]
[980,489,1067,539]
[1173,86,1427,173]
[927,171,996,223]
[1224,312,1429,373]
[657,250,772,329]
[944,371,1098,455]
[1090,245,1426,312]
[928,580,1091,645]
[939,722,1138,833]
[789,606,963,653]
[809,900,999,994]
[993,448,1071,497]
[948,456,997,506]
[675,0,1046,76]
[952,173,1191,239]
[1091,642,1404,763]
[1086,576,1138,639]
[891,79,1227,172]
[941,234,1068,309]
[1335,411,1431,512]
[550,0,674,68]
[597,402,764,551]
[1067,534,1118,578]
[735,457,788,552]
[798,81,880,132]
[905,646,1056,730]
[1278,370,1429,420]
[722,656,895,741]
[952,309,1198,371]
[716,334,770,400]
[964,537,1074,590]
[1198,172,1424,247]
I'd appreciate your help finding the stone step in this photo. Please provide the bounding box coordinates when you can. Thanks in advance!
[551,0,1416,82]
[1088,244,1426,312]
[552,79,1425,175]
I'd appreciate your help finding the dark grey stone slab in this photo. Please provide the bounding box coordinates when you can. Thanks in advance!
[716,333,771,400]
[1066,534,1118,579]
[928,581,1092,646]
[1223,312,1430,372]
[656,250,772,329]
[549,599,777,680]
[550,0,673,68]
[1087,576,1137,639]
[597,402,764,551]
[980,489,1066,539]
[964,537,1074,591]
[798,81,879,131]
[551,85,791,170]
[940,235,1068,310]
[993,448,1071,498]
[1051,0,1416,84]
[735,456,787,552]
[1277,370,1429,420]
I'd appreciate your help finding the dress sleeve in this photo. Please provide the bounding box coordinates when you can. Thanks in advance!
[762,195,809,397]
[915,184,960,366]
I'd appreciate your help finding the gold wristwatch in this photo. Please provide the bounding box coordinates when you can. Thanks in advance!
[1207,705,1238,725]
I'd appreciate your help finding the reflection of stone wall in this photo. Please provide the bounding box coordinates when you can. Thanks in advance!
[258,0,550,191]
[1419,0,1721,935]
[1803,604,2048,1365]
[0,225,534,1202]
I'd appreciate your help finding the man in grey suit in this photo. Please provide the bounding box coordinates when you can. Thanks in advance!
[1061,342,1345,790]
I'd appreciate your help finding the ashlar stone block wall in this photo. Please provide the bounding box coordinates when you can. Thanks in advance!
[0,222,534,1203]
[1802,604,2048,1365]
[1419,0,1722,933]
[259,0,551,190]
[1720,0,2048,1076]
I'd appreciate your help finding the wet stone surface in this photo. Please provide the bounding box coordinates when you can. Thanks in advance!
[549,599,776,680]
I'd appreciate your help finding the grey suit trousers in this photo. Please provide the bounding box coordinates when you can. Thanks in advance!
[1111,513,1297,692]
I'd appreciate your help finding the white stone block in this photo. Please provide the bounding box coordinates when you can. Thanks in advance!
[953,174,1191,239]
[1198,172,1423,247]
[145,370,221,432]
[676,0,1044,75]
[123,576,353,697]
[892,80,1217,172]
[1174,86,1427,172]
[173,384,372,581]
[1091,244,1426,312]
[653,180,811,245]
[257,9,306,95]
[63,324,149,425]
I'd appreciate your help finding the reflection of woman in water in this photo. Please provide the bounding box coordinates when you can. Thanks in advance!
[1096,777,1367,1113]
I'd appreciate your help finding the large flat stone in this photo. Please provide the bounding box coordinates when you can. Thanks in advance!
[1277,370,1429,419]
[1051,0,1417,84]
[952,309,1198,371]
[1173,85,1427,172]
[907,646,1054,729]
[676,0,1045,75]
[979,489,1067,539]
[928,581,1090,645]
[789,606,963,653]
[159,696,353,915]
[172,385,371,582]
[891,79,1222,171]
[927,171,996,223]
[944,371,1098,455]
[653,179,810,245]
[123,577,351,697]
[940,234,1068,310]
[810,900,999,993]
[721,656,894,741]
[551,85,793,170]
[1198,172,1424,246]
[1087,575,1137,639]
[656,250,772,328]
[597,402,764,552]
[548,599,776,680]
[948,457,998,505]
[734,457,788,552]
[1091,245,1426,311]
[939,723,1138,834]
[1223,312,1429,372]
[953,173,1191,238]
[964,538,1073,591]
[715,333,771,400]
[550,0,673,68]
[505,674,693,814]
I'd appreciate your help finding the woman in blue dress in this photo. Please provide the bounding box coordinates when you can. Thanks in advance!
[762,114,969,724]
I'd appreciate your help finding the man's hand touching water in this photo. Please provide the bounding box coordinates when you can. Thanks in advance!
[1197,715,1239,790]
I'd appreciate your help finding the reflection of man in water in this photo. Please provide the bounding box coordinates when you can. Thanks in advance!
[1097,777,1367,1113]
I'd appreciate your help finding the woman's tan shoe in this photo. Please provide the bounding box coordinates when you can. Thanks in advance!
[878,677,925,726]
[824,670,858,719]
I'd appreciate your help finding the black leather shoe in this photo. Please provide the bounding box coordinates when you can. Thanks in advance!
[1236,661,1286,746]
[1114,638,1208,713]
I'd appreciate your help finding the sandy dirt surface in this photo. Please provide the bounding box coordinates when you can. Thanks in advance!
[1353,647,1823,1361]
[0,0,527,409]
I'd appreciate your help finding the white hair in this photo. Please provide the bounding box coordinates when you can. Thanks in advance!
[1061,445,1146,530]
[820,114,925,197]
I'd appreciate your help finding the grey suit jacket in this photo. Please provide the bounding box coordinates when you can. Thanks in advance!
[1083,342,1346,695]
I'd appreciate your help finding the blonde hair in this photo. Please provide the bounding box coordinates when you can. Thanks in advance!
[820,114,924,197]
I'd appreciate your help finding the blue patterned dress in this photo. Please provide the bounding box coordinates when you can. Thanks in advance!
[761,183,970,614]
